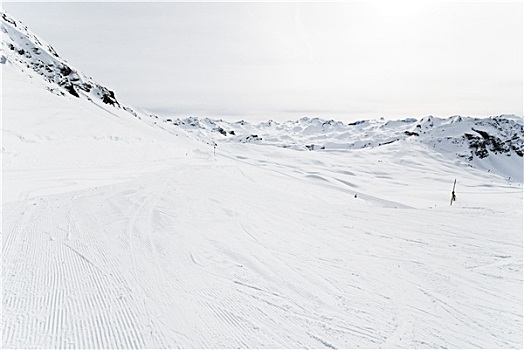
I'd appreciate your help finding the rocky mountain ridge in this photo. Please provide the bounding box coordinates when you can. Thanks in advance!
[1,11,124,109]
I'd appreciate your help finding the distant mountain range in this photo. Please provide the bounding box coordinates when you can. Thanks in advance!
[169,114,522,157]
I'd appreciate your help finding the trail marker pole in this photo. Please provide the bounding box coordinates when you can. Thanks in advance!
[450,179,457,206]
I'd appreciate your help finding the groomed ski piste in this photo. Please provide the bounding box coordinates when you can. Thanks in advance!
[2,10,523,349]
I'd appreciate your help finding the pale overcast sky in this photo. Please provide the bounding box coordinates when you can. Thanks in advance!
[3,1,523,122]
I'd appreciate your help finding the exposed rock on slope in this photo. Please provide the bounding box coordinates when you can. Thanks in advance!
[1,11,119,107]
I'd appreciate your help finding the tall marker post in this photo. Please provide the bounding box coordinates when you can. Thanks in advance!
[450,179,457,206]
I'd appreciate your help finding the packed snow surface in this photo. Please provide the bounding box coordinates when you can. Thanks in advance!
[2,10,523,349]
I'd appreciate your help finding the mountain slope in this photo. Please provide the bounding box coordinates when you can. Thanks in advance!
[1,10,202,203]
[2,10,523,349]
[2,11,119,106]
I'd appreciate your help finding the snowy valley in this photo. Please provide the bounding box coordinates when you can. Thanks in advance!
[2,10,523,349]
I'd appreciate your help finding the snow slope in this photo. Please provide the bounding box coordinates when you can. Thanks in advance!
[2,10,523,349]
[1,59,202,204]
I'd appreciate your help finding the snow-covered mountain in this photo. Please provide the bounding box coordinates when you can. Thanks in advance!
[2,10,522,181]
[1,10,202,202]
[1,11,122,106]
[167,114,524,181]
[2,10,523,349]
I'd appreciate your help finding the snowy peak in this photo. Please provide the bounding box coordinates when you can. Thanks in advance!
[1,11,119,107]
[429,115,523,158]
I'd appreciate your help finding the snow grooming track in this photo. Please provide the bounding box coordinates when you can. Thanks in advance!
[2,144,523,348]
[2,195,147,349]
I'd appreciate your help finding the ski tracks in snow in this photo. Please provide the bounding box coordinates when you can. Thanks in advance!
[2,154,522,348]
[2,172,177,349]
